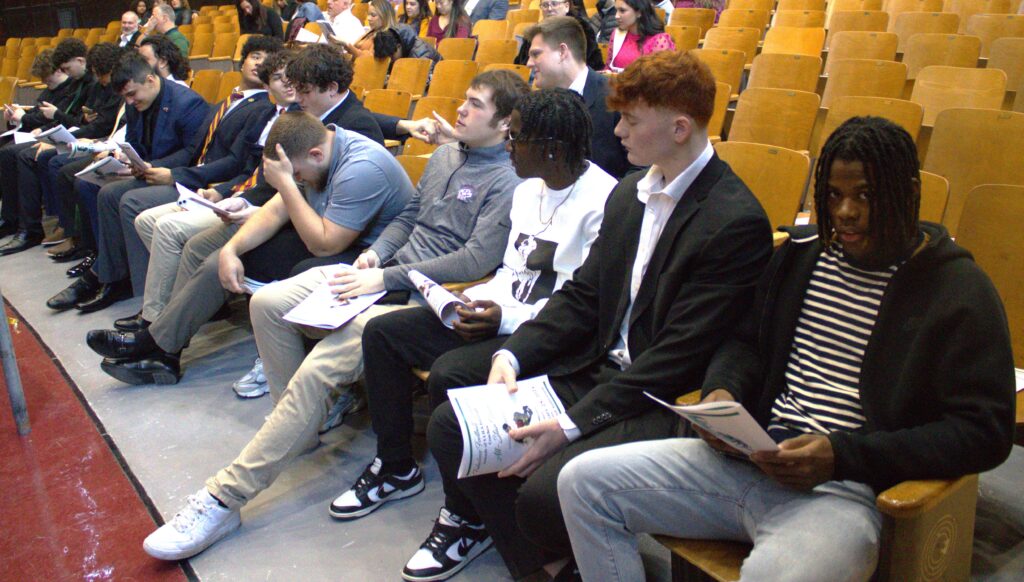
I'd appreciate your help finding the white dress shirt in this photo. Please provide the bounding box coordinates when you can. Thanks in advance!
[331,10,368,44]
[608,140,715,370]
[567,67,588,96]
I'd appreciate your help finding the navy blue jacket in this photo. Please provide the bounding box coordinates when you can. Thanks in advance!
[168,91,274,190]
[125,77,209,164]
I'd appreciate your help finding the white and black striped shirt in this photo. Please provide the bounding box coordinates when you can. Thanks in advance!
[769,247,898,438]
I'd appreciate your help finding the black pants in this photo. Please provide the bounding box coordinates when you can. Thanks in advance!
[56,156,98,249]
[0,141,34,226]
[427,362,680,579]
[361,306,505,463]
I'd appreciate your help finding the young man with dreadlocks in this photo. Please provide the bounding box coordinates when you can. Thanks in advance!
[328,88,617,581]
[556,116,1016,581]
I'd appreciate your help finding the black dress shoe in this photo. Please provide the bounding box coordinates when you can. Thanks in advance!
[66,254,96,278]
[100,353,181,385]
[86,328,156,359]
[75,279,132,313]
[114,311,150,332]
[0,231,43,256]
[51,245,91,263]
[47,271,100,311]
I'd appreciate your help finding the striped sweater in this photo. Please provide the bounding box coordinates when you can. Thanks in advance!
[768,246,898,439]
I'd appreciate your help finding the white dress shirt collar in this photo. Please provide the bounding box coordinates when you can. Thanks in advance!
[568,67,588,96]
[635,139,715,206]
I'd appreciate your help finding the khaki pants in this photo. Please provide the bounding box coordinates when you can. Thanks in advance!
[134,203,223,322]
[206,267,413,509]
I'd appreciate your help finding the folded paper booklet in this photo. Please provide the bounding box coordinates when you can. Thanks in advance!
[242,277,272,295]
[74,156,131,187]
[36,124,78,148]
[295,27,326,43]
[449,375,566,478]
[315,19,336,38]
[645,392,779,454]
[409,269,466,329]
[1016,368,1024,393]
[283,270,386,329]
[175,183,231,217]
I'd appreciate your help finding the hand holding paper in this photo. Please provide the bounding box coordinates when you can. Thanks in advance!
[750,434,835,490]
[330,267,385,299]
[176,183,232,217]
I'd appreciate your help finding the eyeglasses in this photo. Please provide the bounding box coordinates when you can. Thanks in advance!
[539,0,567,9]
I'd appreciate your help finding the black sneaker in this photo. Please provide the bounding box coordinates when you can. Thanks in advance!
[402,508,492,582]
[328,457,425,520]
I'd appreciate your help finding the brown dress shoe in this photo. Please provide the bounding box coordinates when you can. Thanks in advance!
[48,238,77,256]
[42,226,67,246]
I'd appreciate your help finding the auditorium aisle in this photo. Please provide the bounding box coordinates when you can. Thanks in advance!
[1,237,1021,580]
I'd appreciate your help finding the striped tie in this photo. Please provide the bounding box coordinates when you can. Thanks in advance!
[197,91,244,165]
[232,106,286,194]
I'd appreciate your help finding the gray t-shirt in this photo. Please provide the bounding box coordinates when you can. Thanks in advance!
[305,126,415,247]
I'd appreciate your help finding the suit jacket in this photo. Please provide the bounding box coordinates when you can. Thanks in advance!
[502,155,773,437]
[119,31,142,49]
[125,77,210,162]
[325,92,385,145]
[469,0,508,24]
[582,68,634,180]
[164,91,274,190]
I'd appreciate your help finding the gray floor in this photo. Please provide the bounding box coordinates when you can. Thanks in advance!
[1,235,1021,581]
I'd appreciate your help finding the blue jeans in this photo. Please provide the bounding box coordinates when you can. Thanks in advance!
[557,438,881,582]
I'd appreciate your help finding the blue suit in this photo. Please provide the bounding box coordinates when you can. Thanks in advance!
[469,0,508,24]
[124,77,210,162]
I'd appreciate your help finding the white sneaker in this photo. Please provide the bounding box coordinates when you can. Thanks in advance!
[232,358,268,398]
[143,488,241,561]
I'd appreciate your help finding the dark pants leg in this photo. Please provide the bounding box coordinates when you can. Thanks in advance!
[426,339,509,410]
[94,178,147,284]
[427,364,680,579]
[362,306,506,463]
[40,151,72,229]
[119,185,177,295]
[15,145,59,237]
[62,160,100,249]
[0,141,35,226]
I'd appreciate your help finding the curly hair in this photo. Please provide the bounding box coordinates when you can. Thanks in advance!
[139,34,192,81]
[515,88,592,177]
[241,34,284,62]
[52,37,88,68]
[285,44,354,93]
[86,42,123,77]
[30,49,58,80]
[814,116,921,261]
[257,49,295,85]
[606,50,715,128]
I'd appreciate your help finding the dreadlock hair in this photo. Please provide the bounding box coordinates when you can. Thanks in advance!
[814,116,921,260]
[372,28,402,59]
[87,43,123,77]
[515,88,592,178]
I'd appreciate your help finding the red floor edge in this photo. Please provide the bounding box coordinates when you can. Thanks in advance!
[0,303,188,582]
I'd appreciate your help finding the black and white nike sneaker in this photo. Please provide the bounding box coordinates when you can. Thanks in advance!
[402,508,493,582]
[328,457,425,520]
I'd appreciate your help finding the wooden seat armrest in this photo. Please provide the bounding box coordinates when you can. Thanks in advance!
[442,274,494,293]
[676,389,703,406]
[875,474,977,519]
[208,56,231,62]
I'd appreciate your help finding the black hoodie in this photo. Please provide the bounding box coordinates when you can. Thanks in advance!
[702,222,1015,493]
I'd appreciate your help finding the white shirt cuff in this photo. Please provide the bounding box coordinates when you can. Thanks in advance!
[492,349,521,376]
[557,413,582,443]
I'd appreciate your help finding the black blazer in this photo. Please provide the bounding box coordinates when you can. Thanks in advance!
[502,155,773,437]
[581,68,634,180]
[165,92,274,190]
[326,92,385,145]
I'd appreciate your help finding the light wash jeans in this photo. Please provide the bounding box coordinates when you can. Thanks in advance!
[557,438,881,582]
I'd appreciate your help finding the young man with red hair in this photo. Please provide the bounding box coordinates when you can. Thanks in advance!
[425,50,774,580]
